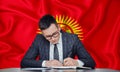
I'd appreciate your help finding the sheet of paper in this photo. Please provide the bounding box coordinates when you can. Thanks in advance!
[49,66,91,69]
[50,66,77,69]
[21,67,51,70]
[21,66,92,70]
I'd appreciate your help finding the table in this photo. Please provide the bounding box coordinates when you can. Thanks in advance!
[0,68,120,72]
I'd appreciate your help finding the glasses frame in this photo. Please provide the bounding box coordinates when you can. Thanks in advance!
[44,30,60,40]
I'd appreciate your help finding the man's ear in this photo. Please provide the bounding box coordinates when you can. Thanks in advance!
[57,24,61,31]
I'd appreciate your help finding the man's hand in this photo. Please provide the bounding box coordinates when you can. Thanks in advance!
[63,57,78,66]
[45,60,63,67]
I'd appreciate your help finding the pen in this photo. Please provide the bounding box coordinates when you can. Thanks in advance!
[68,51,72,57]
[63,49,73,65]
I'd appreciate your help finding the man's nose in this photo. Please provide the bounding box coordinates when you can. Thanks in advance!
[51,37,55,41]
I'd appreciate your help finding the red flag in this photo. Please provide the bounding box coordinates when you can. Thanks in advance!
[0,0,120,70]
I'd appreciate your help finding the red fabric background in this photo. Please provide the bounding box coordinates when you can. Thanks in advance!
[0,0,120,70]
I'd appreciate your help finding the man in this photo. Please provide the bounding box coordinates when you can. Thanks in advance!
[21,14,96,68]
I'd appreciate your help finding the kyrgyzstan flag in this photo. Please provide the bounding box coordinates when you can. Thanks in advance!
[0,0,120,70]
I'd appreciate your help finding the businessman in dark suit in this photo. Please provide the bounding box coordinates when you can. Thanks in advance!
[21,14,96,68]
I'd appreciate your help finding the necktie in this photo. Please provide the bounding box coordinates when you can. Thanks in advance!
[54,44,59,60]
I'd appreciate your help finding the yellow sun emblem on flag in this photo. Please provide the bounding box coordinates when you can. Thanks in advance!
[55,15,83,40]
[37,15,83,40]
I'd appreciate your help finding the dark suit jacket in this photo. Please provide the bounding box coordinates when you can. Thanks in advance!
[21,31,96,68]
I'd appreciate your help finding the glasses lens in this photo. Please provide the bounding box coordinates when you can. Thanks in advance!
[45,31,59,40]
[52,31,59,38]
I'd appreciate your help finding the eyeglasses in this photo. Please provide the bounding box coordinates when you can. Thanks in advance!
[44,31,59,40]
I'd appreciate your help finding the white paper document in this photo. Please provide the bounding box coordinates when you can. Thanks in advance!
[21,67,51,70]
[21,66,92,70]
[50,66,76,69]
[49,66,91,69]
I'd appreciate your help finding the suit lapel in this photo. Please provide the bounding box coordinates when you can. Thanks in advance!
[62,32,68,59]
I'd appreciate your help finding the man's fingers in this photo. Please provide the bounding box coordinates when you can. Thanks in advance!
[64,61,68,66]
[64,59,72,66]
[64,57,71,63]
[63,58,77,66]
[63,58,67,62]
[45,60,63,66]
[52,60,63,66]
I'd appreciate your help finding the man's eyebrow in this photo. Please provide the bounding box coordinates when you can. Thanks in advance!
[45,32,56,36]
[45,34,52,36]
[53,31,58,34]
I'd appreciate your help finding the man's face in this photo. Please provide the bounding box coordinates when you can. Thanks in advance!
[42,23,61,44]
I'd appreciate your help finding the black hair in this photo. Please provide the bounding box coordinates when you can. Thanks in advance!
[39,14,57,30]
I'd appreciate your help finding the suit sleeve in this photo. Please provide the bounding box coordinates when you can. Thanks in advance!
[21,35,43,68]
[73,35,96,69]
